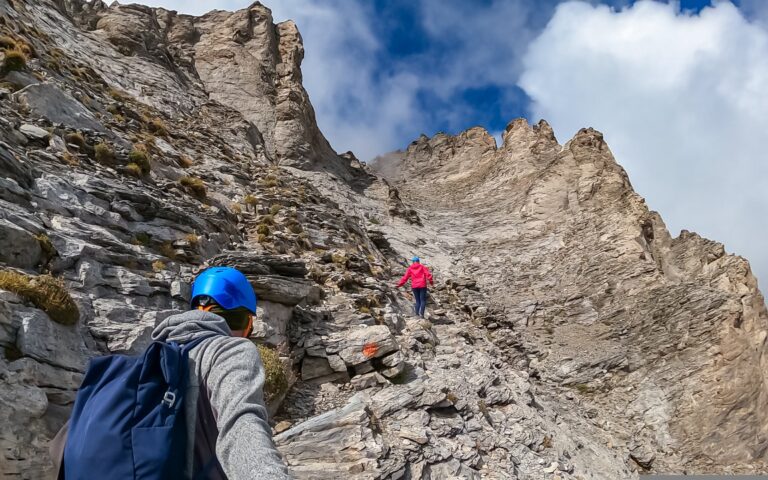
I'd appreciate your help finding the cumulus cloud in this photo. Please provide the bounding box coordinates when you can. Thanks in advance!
[519,1,768,284]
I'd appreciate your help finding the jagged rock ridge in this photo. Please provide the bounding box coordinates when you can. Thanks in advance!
[0,1,766,479]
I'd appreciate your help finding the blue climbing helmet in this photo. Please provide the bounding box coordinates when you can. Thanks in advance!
[191,266,257,314]
[412,256,420,263]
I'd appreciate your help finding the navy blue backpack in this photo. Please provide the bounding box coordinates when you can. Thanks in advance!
[61,338,204,480]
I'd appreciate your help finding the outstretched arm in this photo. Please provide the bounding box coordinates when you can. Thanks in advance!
[205,339,291,480]
[396,268,412,288]
[426,268,434,286]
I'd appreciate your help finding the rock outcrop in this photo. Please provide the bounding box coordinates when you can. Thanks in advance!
[0,1,766,479]
[373,120,768,474]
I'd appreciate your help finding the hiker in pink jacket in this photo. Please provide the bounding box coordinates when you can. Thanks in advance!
[397,256,434,317]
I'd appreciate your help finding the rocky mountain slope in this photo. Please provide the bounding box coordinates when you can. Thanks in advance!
[0,1,766,479]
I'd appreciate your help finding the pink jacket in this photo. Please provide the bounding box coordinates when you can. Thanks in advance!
[397,263,434,289]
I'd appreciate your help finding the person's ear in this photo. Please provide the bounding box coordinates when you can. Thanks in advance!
[243,315,253,338]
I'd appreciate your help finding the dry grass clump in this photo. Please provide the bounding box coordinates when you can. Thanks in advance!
[128,148,151,175]
[125,163,142,178]
[61,151,79,166]
[108,88,129,102]
[261,175,279,188]
[0,36,17,50]
[147,117,169,137]
[269,204,281,215]
[159,241,177,259]
[94,143,115,165]
[185,233,199,247]
[151,260,166,272]
[1,49,26,73]
[179,176,206,199]
[35,233,56,262]
[64,132,87,149]
[286,219,303,234]
[257,344,288,403]
[178,155,193,168]
[244,194,258,209]
[256,224,270,236]
[0,271,79,325]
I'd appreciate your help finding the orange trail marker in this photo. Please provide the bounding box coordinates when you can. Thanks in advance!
[362,342,378,358]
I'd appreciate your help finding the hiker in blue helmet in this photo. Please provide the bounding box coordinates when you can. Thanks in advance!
[53,266,289,480]
[155,266,289,478]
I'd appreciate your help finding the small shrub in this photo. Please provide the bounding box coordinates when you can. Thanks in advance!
[256,224,270,236]
[178,155,193,168]
[125,163,142,178]
[259,214,274,225]
[0,271,79,325]
[180,176,206,199]
[151,260,166,272]
[147,117,168,137]
[257,344,288,404]
[129,148,150,174]
[106,104,120,115]
[1,49,26,73]
[257,233,268,243]
[0,36,17,50]
[368,217,381,225]
[359,305,371,314]
[446,391,458,404]
[230,203,242,214]
[269,204,281,215]
[94,143,115,165]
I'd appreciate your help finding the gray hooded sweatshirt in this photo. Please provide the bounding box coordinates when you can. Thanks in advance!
[151,310,291,480]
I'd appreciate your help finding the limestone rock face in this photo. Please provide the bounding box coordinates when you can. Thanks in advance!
[1,0,767,478]
[374,119,768,473]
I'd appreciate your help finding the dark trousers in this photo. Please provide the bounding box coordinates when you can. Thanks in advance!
[413,287,427,317]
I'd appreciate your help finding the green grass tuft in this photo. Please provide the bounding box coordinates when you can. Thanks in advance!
[94,143,115,165]
[257,344,288,404]
[180,176,206,199]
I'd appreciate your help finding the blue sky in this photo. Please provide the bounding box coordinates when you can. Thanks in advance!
[140,0,768,285]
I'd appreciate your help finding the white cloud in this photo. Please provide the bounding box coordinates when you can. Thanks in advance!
[519,1,768,284]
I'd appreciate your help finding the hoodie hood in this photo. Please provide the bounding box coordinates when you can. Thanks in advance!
[152,309,232,344]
